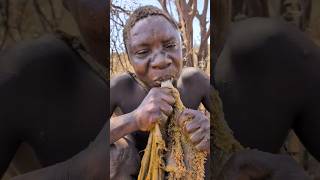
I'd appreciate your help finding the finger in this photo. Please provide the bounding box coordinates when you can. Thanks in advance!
[150,116,158,124]
[178,110,195,127]
[195,135,210,152]
[178,113,189,128]
[152,87,175,105]
[159,102,173,116]
[150,87,172,97]
[185,120,201,133]
[159,87,173,94]
[198,116,210,133]
[144,117,157,131]
[158,112,168,126]
[161,93,175,105]
[189,128,204,144]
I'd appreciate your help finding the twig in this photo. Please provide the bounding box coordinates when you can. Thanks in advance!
[33,0,53,31]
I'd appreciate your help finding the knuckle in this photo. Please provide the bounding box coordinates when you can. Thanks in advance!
[196,143,204,150]
[146,104,154,111]
[204,125,210,132]
[189,133,194,140]
[201,121,210,130]
[150,98,157,104]
[148,104,159,113]
[149,88,156,94]
[185,122,191,130]
[149,115,157,123]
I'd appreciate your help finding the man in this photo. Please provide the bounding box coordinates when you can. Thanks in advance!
[109,5,315,180]
[214,17,319,179]
[0,0,108,179]
[109,6,212,179]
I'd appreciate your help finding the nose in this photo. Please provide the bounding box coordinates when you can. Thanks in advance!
[151,51,172,69]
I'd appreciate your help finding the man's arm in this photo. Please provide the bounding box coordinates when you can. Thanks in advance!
[175,68,212,153]
[110,113,138,144]
[198,70,215,114]
[219,149,311,180]
[180,67,215,113]
[0,37,108,180]
[0,72,23,177]
[109,73,174,144]
[109,74,139,144]
[11,124,108,180]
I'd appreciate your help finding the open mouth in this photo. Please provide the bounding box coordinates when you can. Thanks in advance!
[153,75,174,86]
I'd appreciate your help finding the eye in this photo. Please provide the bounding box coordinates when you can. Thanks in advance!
[135,49,149,57]
[165,42,177,49]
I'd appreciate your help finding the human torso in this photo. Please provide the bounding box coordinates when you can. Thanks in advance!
[112,68,207,151]
[0,35,107,169]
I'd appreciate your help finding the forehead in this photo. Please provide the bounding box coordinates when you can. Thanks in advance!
[128,16,179,47]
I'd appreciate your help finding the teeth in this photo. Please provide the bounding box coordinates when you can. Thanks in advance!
[161,79,173,88]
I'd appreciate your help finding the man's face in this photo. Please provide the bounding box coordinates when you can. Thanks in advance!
[127,16,183,88]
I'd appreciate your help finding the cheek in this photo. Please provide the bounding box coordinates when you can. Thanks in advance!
[173,51,183,68]
[131,59,149,76]
[173,52,183,76]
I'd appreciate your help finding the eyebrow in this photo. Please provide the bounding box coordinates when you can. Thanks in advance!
[162,36,177,43]
[130,34,178,48]
[130,42,150,49]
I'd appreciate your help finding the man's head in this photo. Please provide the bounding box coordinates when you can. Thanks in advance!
[63,0,107,67]
[124,6,183,88]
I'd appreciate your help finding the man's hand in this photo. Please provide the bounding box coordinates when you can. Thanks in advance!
[178,109,210,153]
[219,149,311,180]
[132,87,175,131]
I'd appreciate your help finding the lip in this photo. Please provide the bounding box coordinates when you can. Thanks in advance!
[153,75,174,86]
[154,75,174,82]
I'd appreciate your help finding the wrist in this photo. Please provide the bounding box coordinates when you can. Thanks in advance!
[110,112,139,144]
[128,110,139,132]
[67,141,107,180]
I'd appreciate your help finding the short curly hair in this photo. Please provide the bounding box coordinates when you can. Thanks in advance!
[123,5,179,52]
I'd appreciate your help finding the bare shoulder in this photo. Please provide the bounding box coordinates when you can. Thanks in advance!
[110,72,135,89]
[179,67,209,86]
[0,34,75,75]
[110,73,135,109]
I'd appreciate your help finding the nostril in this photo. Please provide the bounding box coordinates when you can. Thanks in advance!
[151,53,172,69]
[165,60,172,67]
[152,59,172,69]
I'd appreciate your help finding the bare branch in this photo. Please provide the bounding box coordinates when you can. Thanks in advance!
[16,0,29,39]
[191,0,197,17]
[33,0,53,31]
[0,0,9,49]
[48,0,58,29]
[111,4,130,16]
[158,0,169,14]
